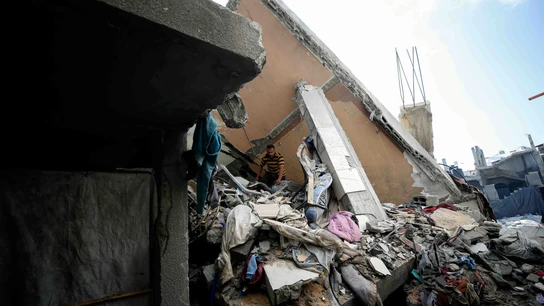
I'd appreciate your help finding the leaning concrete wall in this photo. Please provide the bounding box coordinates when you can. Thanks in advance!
[221,0,463,203]
[399,103,434,157]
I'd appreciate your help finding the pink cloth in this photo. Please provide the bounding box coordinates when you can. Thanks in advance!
[327,211,361,242]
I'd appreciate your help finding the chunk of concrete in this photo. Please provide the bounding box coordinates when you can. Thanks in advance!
[526,273,540,283]
[254,204,280,219]
[430,208,477,230]
[463,228,488,243]
[264,259,319,305]
[202,264,216,285]
[259,240,271,253]
[217,93,248,129]
[231,239,255,258]
[521,263,535,274]
[369,257,391,276]
[470,242,489,254]
[533,282,544,292]
[207,224,224,245]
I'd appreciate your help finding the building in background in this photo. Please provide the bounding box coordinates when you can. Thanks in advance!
[466,135,544,201]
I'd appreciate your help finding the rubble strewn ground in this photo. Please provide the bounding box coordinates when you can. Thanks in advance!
[188,139,544,306]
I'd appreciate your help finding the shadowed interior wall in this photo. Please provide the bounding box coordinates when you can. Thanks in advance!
[0,171,153,306]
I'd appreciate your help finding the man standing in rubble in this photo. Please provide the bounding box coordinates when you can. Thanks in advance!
[256,144,286,187]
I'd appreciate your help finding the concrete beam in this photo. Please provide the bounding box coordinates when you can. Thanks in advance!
[341,257,416,305]
[260,0,464,202]
[245,108,303,158]
[295,81,387,221]
[321,76,340,93]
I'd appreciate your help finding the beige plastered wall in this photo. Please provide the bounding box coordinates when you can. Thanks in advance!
[216,0,421,204]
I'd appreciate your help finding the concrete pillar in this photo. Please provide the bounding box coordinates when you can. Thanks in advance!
[399,102,434,157]
[294,81,387,221]
[153,131,189,305]
[471,146,486,169]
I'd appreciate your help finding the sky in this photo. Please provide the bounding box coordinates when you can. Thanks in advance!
[215,0,543,170]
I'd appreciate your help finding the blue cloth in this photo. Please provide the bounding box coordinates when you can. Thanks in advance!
[491,186,544,219]
[457,256,476,270]
[193,112,221,214]
[246,254,258,280]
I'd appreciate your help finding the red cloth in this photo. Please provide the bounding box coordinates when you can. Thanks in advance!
[537,270,544,277]
[423,204,458,213]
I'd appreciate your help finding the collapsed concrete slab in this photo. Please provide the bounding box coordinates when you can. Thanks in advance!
[295,81,388,221]
[256,0,464,203]
[399,102,434,157]
[264,259,320,305]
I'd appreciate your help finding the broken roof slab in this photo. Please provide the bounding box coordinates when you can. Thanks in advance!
[295,81,387,221]
[230,0,463,202]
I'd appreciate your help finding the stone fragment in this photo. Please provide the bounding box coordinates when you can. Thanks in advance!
[254,204,280,219]
[470,242,489,253]
[259,240,271,253]
[207,224,224,245]
[521,264,535,274]
[264,259,319,305]
[449,264,460,271]
[533,282,544,292]
[369,257,391,276]
[202,264,216,285]
[231,239,255,258]
[370,247,384,256]
[527,273,540,283]
[379,243,390,253]
[499,264,512,276]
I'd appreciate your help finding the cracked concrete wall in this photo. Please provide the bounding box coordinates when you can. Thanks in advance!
[325,83,423,204]
[399,103,434,157]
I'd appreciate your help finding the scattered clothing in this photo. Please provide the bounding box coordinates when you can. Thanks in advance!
[328,211,361,242]
[242,254,264,284]
[457,256,477,270]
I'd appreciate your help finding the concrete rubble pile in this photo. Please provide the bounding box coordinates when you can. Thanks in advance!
[187,138,544,306]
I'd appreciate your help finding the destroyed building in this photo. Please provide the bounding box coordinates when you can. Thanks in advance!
[4,0,544,305]
[467,135,544,201]
[215,0,463,207]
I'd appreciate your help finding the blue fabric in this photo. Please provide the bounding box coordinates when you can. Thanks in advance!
[246,254,258,280]
[457,256,476,270]
[193,113,221,214]
[491,186,544,219]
